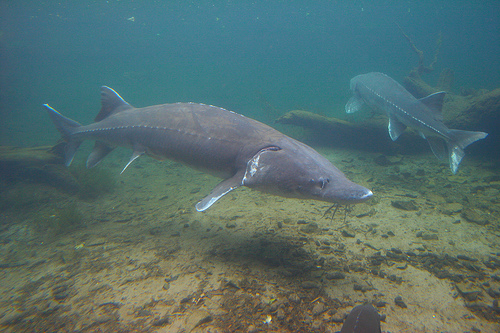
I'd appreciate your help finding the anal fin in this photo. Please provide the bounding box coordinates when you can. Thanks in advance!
[63,141,82,166]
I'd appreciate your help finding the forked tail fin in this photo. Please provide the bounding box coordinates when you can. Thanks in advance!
[447,129,488,174]
[43,104,83,166]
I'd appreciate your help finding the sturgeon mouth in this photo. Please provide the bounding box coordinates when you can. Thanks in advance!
[337,188,373,204]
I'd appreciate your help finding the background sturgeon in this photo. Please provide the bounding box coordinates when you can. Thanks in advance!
[346,72,488,174]
[44,86,372,211]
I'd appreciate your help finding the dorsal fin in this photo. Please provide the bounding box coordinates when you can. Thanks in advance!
[418,91,446,121]
[94,86,134,122]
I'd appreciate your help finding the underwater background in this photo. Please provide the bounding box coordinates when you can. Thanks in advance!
[1,0,499,146]
[1,1,500,332]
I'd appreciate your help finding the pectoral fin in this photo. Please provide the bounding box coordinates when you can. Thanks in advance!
[345,95,364,114]
[195,172,244,212]
[426,136,447,160]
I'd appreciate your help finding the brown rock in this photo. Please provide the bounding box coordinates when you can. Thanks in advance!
[455,282,483,302]
[312,302,326,316]
[288,293,301,304]
[301,281,320,289]
[391,200,418,211]
[184,309,212,330]
[277,308,286,320]
[462,208,489,225]
[440,203,463,215]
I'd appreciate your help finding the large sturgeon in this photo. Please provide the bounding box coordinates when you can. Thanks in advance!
[346,72,488,173]
[44,86,372,211]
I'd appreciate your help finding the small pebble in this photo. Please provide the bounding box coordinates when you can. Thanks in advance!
[301,281,320,289]
[394,296,407,308]
[288,293,300,304]
[152,314,170,326]
[422,233,439,241]
[247,324,259,333]
[341,230,355,238]
[312,302,325,316]
[312,319,322,330]
[277,308,286,320]
[353,284,373,292]
[457,254,477,262]
[326,272,345,280]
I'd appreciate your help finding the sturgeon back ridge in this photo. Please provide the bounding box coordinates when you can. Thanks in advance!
[45,86,372,210]
[346,72,488,174]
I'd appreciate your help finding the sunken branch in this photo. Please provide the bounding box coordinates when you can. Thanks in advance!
[397,23,442,78]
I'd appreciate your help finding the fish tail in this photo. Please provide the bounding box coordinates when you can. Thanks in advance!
[447,129,488,174]
[43,104,83,166]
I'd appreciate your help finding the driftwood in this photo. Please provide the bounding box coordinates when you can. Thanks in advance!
[399,26,499,133]
[397,24,441,78]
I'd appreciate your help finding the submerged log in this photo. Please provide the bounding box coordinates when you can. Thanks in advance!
[0,144,79,192]
[275,110,427,154]
[403,72,500,133]
[275,109,383,133]
[276,88,500,154]
[443,88,500,132]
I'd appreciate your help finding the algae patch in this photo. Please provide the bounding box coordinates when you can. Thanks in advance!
[70,165,116,199]
[34,204,85,237]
